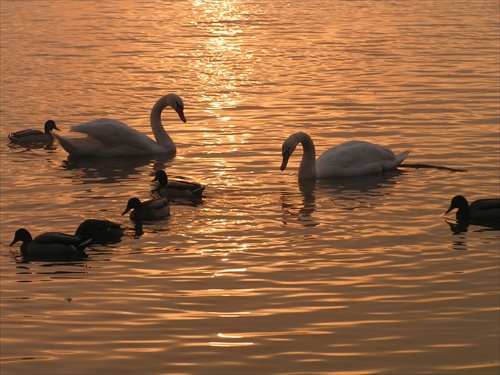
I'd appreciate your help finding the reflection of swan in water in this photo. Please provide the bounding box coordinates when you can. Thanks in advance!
[281,171,402,226]
[61,156,171,184]
[280,132,410,178]
[53,94,186,157]
[281,183,318,227]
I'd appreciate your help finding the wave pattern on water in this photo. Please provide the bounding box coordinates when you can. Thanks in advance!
[1,0,499,374]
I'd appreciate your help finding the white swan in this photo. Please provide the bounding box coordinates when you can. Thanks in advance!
[53,94,186,157]
[281,132,410,178]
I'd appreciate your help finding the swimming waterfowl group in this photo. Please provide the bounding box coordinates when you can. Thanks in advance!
[7,93,500,258]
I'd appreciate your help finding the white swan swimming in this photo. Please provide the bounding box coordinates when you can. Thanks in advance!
[280,132,410,178]
[53,94,186,157]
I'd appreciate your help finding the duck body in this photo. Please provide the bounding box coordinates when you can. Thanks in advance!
[8,120,60,145]
[445,195,500,225]
[281,132,410,179]
[74,219,125,245]
[122,197,170,223]
[9,228,90,259]
[151,170,205,199]
[53,94,186,157]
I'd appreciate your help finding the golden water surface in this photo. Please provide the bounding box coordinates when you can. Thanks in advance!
[1,1,499,374]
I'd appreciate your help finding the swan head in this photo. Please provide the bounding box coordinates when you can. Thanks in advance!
[9,228,33,246]
[122,198,143,215]
[280,134,300,171]
[152,170,168,187]
[165,94,187,123]
[44,120,60,134]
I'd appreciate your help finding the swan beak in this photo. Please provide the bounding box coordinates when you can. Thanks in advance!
[280,154,290,171]
[177,109,187,123]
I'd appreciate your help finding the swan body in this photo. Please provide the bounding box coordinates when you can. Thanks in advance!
[53,94,186,157]
[74,219,125,245]
[8,120,60,144]
[151,170,205,199]
[122,197,170,223]
[281,132,410,178]
[445,195,500,224]
[9,228,90,258]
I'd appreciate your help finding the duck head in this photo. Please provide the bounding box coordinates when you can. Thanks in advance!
[44,120,60,134]
[152,170,169,187]
[9,228,33,246]
[122,198,143,215]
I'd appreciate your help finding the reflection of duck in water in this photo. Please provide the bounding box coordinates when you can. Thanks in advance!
[61,155,171,184]
[9,228,90,260]
[445,195,500,231]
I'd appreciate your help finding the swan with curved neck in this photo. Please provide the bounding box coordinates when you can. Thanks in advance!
[281,132,410,178]
[53,94,186,157]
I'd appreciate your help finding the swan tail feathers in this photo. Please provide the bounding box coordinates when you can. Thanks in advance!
[53,133,79,155]
[395,150,411,165]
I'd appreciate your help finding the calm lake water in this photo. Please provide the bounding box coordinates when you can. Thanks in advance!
[1,0,499,374]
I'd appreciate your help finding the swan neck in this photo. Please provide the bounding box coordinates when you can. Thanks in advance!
[150,97,174,149]
[298,133,318,179]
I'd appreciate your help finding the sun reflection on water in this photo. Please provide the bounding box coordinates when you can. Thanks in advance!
[190,0,261,115]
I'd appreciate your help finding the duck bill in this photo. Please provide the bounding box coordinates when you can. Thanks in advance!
[444,205,454,215]
[280,155,290,171]
[177,109,187,123]
[121,207,131,216]
[8,239,18,247]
